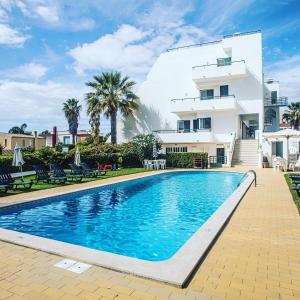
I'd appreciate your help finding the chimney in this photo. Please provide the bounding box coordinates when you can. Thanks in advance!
[52,126,57,148]
[34,131,38,150]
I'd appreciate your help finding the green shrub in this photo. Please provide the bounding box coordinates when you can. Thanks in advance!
[166,152,208,168]
[130,134,161,163]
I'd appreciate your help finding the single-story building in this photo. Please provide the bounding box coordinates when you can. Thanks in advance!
[0,132,46,151]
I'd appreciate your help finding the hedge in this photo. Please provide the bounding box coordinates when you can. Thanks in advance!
[166,152,208,168]
[0,149,142,173]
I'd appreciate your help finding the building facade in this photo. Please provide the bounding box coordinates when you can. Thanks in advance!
[45,130,90,147]
[136,31,288,167]
[0,132,45,151]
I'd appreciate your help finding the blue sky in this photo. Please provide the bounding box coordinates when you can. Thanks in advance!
[0,0,299,133]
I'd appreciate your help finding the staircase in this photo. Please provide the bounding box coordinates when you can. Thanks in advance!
[232,139,258,166]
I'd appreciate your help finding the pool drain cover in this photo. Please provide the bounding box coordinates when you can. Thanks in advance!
[54,259,91,273]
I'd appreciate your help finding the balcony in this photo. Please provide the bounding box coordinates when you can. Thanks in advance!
[264,97,288,107]
[192,60,247,85]
[170,95,237,113]
[154,129,213,144]
[154,129,233,144]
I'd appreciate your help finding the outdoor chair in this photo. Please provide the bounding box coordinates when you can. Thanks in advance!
[32,165,66,184]
[69,163,101,178]
[51,164,83,182]
[0,184,9,193]
[80,162,106,177]
[0,169,33,190]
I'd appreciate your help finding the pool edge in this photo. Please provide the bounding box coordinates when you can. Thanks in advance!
[0,170,254,287]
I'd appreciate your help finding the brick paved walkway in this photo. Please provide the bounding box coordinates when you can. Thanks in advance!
[0,168,299,300]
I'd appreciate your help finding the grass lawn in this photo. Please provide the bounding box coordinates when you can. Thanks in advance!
[0,168,148,198]
[284,173,300,213]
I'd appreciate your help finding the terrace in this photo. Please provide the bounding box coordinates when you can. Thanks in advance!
[0,167,299,300]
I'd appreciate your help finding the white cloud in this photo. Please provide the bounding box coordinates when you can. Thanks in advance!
[68,2,210,79]
[0,63,48,81]
[266,55,300,100]
[0,80,89,132]
[198,0,256,33]
[0,23,29,46]
[69,24,151,76]
[35,5,59,24]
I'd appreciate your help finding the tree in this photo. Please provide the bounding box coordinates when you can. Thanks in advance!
[86,71,139,144]
[8,123,28,134]
[282,102,300,130]
[62,98,82,144]
[130,134,161,163]
[86,92,101,137]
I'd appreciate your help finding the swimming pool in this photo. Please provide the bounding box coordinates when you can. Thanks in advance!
[0,170,253,285]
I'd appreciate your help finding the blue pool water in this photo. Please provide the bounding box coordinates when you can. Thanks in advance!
[0,171,243,261]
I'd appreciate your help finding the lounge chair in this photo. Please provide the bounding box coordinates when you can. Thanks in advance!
[0,169,33,190]
[51,164,83,182]
[0,184,9,193]
[80,162,106,177]
[291,185,300,192]
[32,165,66,184]
[69,163,96,178]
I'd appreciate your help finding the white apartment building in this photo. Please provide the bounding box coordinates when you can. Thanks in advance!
[136,30,289,167]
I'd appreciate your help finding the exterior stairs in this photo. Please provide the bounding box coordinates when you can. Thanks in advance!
[232,139,258,166]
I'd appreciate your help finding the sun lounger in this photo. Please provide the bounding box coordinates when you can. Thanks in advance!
[0,184,9,193]
[80,162,106,176]
[51,164,83,182]
[291,185,300,191]
[0,169,33,190]
[33,165,66,184]
[288,174,300,178]
[69,163,98,178]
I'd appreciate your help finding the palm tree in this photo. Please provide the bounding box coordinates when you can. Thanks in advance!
[8,123,28,134]
[86,92,101,137]
[86,71,139,144]
[282,102,300,130]
[62,98,82,144]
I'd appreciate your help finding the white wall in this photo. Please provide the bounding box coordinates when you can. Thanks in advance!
[162,143,230,156]
[132,32,264,137]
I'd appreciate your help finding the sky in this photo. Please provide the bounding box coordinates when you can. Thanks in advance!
[0,0,299,133]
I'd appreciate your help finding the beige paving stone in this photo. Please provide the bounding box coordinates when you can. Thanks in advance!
[0,168,299,300]
[0,288,13,300]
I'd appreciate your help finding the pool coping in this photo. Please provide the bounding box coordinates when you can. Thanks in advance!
[0,170,254,287]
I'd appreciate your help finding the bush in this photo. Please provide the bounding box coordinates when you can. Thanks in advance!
[0,134,160,173]
[166,152,208,168]
[130,134,161,163]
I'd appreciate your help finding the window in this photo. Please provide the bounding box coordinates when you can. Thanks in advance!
[220,85,229,97]
[4,139,7,147]
[166,146,187,153]
[271,91,277,104]
[199,117,211,129]
[193,118,211,130]
[200,89,214,100]
[22,140,25,147]
[193,119,198,131]
[63,136,71,144]
[217,57,231,66]
[177,120,190,132]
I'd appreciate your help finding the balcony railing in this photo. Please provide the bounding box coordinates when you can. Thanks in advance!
[153,129,211,134]
[192,60,245,70]
[171,94,235,103]
[264,97,288,107]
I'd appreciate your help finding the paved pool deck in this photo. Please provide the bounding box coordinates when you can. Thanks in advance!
[0,168,299,300]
